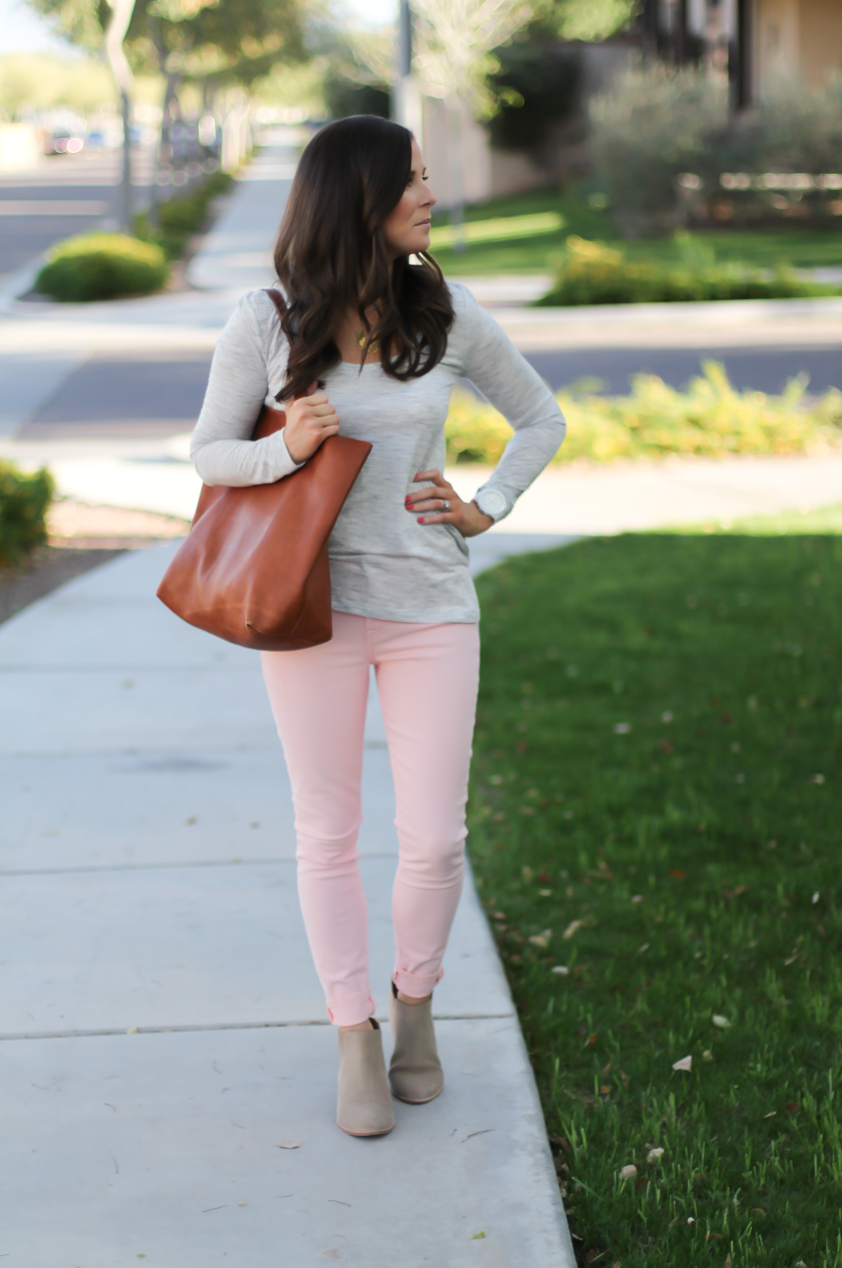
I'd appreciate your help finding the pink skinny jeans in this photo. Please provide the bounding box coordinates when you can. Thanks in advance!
[261,611,480,1028]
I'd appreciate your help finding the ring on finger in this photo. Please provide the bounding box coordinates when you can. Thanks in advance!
[442,499,450,512]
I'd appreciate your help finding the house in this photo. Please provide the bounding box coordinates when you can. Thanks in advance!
[411,0,842,209]
[750,0,842,97]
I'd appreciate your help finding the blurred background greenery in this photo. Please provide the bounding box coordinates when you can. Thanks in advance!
[2,0,840,301]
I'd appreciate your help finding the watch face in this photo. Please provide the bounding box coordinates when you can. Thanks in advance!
[478,488,507,518]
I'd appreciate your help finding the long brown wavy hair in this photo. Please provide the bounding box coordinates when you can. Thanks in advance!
[273,115,454,402]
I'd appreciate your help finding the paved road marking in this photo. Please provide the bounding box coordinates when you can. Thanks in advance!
[0,200,109,215]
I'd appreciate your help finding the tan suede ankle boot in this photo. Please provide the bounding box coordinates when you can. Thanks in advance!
[336,1018,395,1137]
[387,982,444,1104]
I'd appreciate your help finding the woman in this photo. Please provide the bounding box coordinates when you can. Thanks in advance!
[190,115,565,1137]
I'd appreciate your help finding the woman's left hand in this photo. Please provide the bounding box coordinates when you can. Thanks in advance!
[405,469,494,539]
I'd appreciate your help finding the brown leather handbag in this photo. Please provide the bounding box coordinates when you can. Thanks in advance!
[156,292,371,651]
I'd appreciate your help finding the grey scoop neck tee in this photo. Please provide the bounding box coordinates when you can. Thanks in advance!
[190,281,566,625]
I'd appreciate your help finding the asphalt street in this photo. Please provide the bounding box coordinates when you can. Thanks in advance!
[20,351,215,439]
[524,343,842,395]
[0,145,156,279]
[17,342,839,446]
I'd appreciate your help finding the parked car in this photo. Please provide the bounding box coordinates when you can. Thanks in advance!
[45,128,84,156]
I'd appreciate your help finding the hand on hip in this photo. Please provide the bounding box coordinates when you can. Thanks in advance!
[405,469,494,539]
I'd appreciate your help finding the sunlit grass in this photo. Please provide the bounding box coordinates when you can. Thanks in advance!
[429,211,564,250]
[430,186,842,277]
[468,509,842,1265]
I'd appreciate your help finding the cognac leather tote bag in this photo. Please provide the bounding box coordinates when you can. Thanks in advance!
[156,290,372,651]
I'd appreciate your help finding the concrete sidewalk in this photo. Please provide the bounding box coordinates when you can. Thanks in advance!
[1,538,576,1266]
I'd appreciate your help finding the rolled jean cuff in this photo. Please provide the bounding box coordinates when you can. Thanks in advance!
[392,966,445,998]
[325,988,376,1028]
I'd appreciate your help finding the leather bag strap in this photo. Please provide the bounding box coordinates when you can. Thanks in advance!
[263,287,287,321]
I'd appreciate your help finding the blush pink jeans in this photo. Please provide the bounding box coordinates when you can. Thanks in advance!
[261,611,480,1028]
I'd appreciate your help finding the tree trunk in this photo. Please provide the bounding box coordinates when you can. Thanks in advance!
[119,88,132,231]
[152,68,180,225]
[104,0,138,233]
[446,98,465,253]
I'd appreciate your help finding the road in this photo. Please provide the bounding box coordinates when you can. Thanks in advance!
[0,145,156,281]
[523,344,842,395]
[13,341,842,446]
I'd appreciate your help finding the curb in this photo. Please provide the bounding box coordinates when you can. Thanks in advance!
[494,294,842,327]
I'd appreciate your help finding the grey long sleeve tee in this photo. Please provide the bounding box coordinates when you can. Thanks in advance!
[190,281,565,624]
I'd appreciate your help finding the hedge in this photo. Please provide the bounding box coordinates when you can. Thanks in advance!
[134,170,234,260]
[536,236,839,307]
[35,233,168,303]
[0,460,54,567]
[445,361,842,466]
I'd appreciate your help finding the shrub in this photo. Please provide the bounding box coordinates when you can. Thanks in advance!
[444,362,842,467]
[588,65,728,237]
[35,233,168,302]
[134,169,233,260]
[485,27,580,151]
[726,76,842,177]
[0,460,54,567]
[589,67,842,233]
[536,236,838,307]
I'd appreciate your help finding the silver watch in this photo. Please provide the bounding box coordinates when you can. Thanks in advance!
[474,487,507,521]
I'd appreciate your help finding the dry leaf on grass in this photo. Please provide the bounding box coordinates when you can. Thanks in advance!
[712,1014,731,1029]
[647,1147,664,1163]
[672,1055,692,1072]
[563,919,587,939]
[618,1164,637,1181]
[551,965,569,975]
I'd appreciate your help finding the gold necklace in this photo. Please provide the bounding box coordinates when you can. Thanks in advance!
[357,328,379,354]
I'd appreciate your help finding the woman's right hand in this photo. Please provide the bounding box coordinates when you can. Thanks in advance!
[283,381,340,463]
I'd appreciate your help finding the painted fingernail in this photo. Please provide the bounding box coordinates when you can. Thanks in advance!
[417,516,424,523]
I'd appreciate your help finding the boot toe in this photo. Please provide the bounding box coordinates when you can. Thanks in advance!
[390,1067,444,1104]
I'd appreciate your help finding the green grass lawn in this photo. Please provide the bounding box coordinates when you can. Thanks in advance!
[468,505,842,1266]
[430,186,842,277]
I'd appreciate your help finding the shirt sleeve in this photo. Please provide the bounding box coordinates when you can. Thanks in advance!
[449,281,566,521]
[189,291,305,488]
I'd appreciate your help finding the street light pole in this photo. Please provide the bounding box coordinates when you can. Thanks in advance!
[392,0,422,138]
